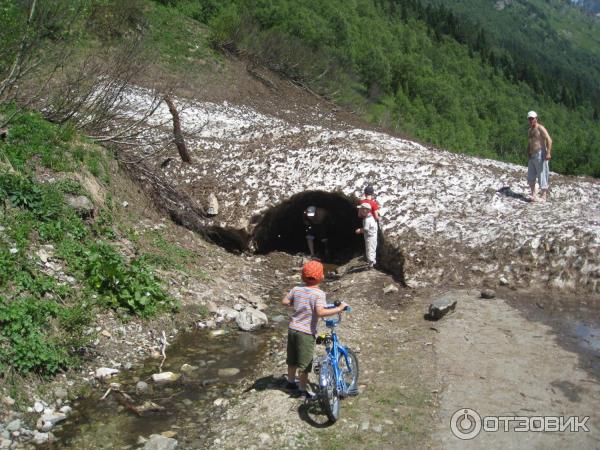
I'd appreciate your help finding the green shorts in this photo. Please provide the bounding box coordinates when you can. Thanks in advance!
[286,329,315,373]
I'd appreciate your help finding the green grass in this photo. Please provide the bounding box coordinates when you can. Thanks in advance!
[145,1,219,72]
[0,109,178,376]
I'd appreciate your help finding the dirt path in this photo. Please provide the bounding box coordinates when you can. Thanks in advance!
[433,290,600,449]
[206,257,600,450]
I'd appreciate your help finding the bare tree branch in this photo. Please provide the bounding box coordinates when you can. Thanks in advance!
[163,95,191,163]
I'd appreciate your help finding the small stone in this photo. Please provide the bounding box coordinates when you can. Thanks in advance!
[383,284,399,294]
[6,420,21,432]
[95,367,119,379]
[151,372,180,383]
[427,295,457,321]
[213,398,229,407]
[360,420,370,431]
[65,195,94,218]
[210,330,226,337]
[217,368,240,377]
[144,434,177,450]
[373,425,383,433]
[499,276,509,286]
[54,387,68,400]
[258,433,271,445]
[36,412,67,432]
[34,401,45,413]
[32,431,50,445]
[101,330,112,338]
[180,364,198,373]
[480,289,496,299]
[136,381,150,394]
[59,406,72,415]
[161,431,177,438]
[2,396,15,406]
[206,193,219,216]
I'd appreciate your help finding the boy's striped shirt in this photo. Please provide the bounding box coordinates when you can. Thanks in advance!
[286,286,326,336]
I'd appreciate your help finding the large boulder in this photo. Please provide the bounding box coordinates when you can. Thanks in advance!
[236,308,268,331]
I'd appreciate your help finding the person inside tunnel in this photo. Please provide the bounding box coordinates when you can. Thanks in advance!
[252,191,365,263]
[303,205,332,259]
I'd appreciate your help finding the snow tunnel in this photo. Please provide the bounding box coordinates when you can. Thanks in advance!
[251,190,406,283]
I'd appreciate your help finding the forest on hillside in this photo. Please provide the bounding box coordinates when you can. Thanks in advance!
[160,0,600,177]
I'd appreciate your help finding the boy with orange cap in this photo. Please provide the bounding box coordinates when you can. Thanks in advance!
[282,260,348,398]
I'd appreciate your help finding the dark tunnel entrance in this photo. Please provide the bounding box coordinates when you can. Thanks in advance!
[252,190,365,264]
[251,190,406,284]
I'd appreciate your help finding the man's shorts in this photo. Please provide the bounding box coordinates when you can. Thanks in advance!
[286,329,315,373]
[305,223,328,242]
[528,149,549,189]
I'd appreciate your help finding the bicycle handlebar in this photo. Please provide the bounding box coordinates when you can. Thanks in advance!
[325,301,351,312]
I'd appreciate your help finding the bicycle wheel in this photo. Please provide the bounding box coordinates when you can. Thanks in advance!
[338,348,359,394]
[319,361,340,422]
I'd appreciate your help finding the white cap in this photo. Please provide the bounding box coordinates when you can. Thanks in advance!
[527,111,537,118]
[306,206,316,217]
[357,203,372,210]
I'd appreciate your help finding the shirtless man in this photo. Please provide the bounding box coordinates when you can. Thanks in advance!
[527,111,553,202]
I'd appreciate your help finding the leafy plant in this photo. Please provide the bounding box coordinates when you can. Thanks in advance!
[0,296,72,375]
[84,242,176,318]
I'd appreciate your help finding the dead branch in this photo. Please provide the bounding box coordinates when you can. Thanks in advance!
[158,330,168,372]
[164,95,191,163]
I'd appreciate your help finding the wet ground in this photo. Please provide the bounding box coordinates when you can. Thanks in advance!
[54,311,289,449]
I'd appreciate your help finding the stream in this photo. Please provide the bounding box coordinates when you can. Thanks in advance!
[54,319,286,449]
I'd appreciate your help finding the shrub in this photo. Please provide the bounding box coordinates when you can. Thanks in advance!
[0,297,72,375]
[85,242,176,318]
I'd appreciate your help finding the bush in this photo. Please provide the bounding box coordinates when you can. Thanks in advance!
[0,297,72,375]
[85,242,176,318]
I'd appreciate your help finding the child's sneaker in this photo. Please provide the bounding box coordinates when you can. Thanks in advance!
[285,381,298,390]
[299,390,316,400]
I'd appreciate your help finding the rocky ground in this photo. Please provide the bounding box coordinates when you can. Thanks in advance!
[202,258,600,450]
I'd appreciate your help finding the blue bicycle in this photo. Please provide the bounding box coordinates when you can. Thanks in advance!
[314,301,359,422]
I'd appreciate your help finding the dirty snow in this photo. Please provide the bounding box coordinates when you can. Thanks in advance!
[122,86,600,292]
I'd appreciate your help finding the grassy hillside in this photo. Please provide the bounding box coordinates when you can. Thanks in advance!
[158,0,600,177]
[0,110,188,377]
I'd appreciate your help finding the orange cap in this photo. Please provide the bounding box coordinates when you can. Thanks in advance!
[302,260,324,286]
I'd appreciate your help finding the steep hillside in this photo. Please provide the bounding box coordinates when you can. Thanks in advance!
[173,0,600,177]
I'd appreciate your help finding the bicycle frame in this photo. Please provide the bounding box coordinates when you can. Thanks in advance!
[319,316,353,397]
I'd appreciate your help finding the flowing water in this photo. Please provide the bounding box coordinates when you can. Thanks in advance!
[54,324,283,449]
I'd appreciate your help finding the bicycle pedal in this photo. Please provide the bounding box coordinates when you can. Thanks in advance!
[346,388,359,397]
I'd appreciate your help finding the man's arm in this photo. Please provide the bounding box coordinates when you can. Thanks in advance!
[541,126,553,159]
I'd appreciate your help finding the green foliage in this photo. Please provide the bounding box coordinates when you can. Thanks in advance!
[1,110,75,172]
[84,242,176,318]
[87,0,147,39]
[0,108,178,376]
[0,297,73,375]
[177,0,600,177]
